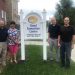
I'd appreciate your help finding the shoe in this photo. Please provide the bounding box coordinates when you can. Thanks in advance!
[14,60,17,63]
[10,59,13,63]
[50,58,53,61]
[2,62,6,66]
[56,58,60,62]
[56,60,60,63]
[0,65,3,73]
[0,70,2,73]
[0,62,1,65]
[65,65,70,69]
[60,64,65,68]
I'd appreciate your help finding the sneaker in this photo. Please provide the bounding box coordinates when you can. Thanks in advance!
[50,58,54,61]
[13,60,17,64]
[60,64,65,68]
[65,65,70,69]
[0,62,1,65]
[2,62,6,66]
[10,59,13,63]
[56,59,59,63]
[0,70,2,73]
[0,65,3,73]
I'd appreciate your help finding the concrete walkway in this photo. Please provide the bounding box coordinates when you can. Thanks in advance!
[25,41,75,61]
[71,45,75,61]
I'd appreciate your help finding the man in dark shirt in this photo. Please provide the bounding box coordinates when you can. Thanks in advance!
[0,19,8,73]
[48,17,60,62]
[58,17,75,68]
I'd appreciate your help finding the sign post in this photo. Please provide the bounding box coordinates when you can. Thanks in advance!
[20,10,25,60]
[42,9,47,60]
[20,10,47,61]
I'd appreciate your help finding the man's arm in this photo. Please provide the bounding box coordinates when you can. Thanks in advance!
[47,25,50,44]
[58,25,61,47]
[71,27,75,49]
[48,32,50,44]
[58,35,61,47]
[72,35,75,49]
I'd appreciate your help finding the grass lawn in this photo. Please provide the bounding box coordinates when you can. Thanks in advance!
[1,45,75,75]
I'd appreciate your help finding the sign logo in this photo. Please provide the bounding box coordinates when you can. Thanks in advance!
[28,16,38,24]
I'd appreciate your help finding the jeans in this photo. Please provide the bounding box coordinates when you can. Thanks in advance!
[60,42,71,67]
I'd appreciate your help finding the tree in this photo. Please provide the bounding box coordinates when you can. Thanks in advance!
[55,0,75,27]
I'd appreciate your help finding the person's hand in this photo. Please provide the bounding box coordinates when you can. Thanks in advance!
[47,38,50,44]
[14,39,19,44]
[71,44,74,49]
[58,43,61,48]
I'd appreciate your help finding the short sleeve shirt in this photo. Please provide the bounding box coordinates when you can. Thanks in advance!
[48,24,60,39]
[59,25,75,42]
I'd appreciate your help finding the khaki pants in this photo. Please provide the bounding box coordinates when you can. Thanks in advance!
[0,42,7,66]
[49,38,60,62]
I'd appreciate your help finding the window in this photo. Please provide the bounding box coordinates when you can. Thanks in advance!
[0,11,2,18]
[1,10,6,21]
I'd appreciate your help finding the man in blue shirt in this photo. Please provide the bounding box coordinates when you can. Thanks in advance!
[0,19,8,73]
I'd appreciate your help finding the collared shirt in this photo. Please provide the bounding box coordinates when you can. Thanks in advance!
[59,25,75,42]
[48,24,60,39]
[0,28,8,42]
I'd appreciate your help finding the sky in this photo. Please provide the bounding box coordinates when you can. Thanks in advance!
[18,0,59,20]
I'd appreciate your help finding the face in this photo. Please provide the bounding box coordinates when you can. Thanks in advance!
[64,17,70,25]
[10,24,15,29]
[0,20,5,27]
[50,17,57,25]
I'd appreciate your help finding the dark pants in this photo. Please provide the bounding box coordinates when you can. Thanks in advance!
[60,42,71,67]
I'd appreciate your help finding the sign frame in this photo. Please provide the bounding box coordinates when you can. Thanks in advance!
[20,10,47,61]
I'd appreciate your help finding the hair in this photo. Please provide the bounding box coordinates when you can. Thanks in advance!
[10,21,16,25]
[64,17,70,20]
[0,18,5,22]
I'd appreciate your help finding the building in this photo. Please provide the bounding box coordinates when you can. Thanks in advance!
[0,0,6,21]
[0,0,19,24]
[12,0,19,23]
[6,0,19,24]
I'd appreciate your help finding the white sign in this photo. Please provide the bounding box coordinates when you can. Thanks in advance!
[20,10,47,61]
[24,12,43,39]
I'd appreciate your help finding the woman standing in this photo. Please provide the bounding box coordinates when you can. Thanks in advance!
[8,21,19,63]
